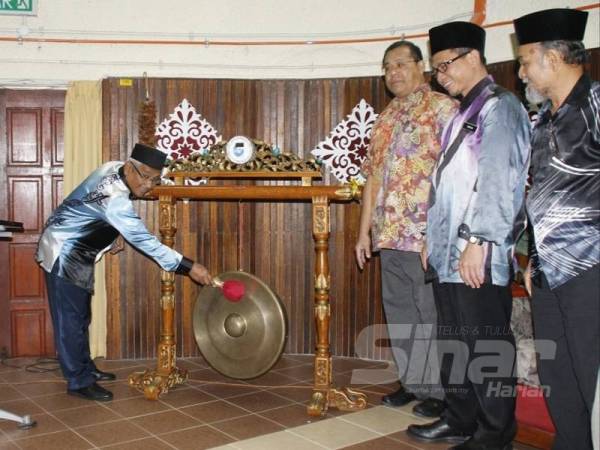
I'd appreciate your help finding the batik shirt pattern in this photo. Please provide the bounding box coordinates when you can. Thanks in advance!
[362,84,457,252]
[527,75,600,289]
[36,162,186,292]
[427,76,531,286]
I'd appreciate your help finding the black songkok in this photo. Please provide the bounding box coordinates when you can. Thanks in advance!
[130,143,167,170]
[514,8,588,45]
[429,21,486,56]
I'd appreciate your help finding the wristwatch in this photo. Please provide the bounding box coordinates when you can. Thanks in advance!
[458,223,484,246]
[468,235,484,246]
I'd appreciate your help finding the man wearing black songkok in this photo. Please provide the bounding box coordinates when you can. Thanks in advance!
[407,20,531,449]
[514,8,599,450]
[36,143,213,401]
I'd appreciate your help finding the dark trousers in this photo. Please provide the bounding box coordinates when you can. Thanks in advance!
[381,250,443,400]
[45,270,97,390]
[532,265,600,450]
[433,281,516,445]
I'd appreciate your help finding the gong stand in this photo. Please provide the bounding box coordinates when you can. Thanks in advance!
[128,172,367,415]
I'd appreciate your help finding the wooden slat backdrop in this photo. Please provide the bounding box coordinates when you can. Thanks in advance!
[102,49,599,360]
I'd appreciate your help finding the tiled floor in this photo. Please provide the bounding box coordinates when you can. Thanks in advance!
[0,355,540,449]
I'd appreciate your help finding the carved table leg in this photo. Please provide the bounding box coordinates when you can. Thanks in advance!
[308,196,367,416]
[129,195,187,399]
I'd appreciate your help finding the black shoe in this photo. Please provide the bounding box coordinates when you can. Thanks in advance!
[381,386,417,407]
[67,382,113,401]
[91,369,116,381]
[412,397,446,418]
[449,437,513,450]
[407,418,471,444]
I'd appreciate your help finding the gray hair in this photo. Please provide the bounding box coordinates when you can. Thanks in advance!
[540,40,588,65]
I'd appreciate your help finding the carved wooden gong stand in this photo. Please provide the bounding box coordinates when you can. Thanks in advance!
[128,169,366,415]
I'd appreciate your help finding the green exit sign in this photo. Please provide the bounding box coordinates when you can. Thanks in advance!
[0,0,37,15]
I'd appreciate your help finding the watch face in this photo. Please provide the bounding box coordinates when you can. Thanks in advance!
[225,136,256,165]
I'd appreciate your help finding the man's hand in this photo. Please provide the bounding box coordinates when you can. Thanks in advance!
[188,263,213,285]
[459,243,486,288]
[355,234,371,270]
[420,242,428,271]
[524,259,532,297]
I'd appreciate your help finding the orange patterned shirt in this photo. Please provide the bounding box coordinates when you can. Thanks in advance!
[362,84,457,252]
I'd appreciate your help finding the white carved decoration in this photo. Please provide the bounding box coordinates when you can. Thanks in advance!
[155,98,221,186]
[156,99,222,160]
[310,99,378,183]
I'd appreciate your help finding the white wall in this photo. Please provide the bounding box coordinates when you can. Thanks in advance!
[0,0,598,87]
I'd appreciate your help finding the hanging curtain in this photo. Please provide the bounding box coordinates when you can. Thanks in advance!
[63,80,106,358]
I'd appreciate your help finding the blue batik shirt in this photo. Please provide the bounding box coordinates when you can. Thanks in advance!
[426,76,531,286]
[36,162,193,292]
[527,75,600,289]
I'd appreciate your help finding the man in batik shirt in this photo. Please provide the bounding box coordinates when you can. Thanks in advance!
[355,40,457,418]
[37,144,212,402]
[515,9,599,450]
[407,22,530,449]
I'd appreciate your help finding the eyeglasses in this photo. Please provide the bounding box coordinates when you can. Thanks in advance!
[129,161,161,186]
[382,59,416,74]
[431,50,471,77]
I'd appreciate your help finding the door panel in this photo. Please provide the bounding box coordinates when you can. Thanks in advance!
[0,89,65,357]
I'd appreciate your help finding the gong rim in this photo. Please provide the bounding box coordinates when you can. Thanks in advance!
[193,270,287,379]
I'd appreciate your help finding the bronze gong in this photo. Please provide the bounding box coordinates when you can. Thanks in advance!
[193,270,287,379]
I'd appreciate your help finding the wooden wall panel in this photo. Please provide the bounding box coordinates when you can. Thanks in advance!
[103,48,599,360]
[7,109,42,166]
[51,109,64,166]
[8,176,43,232]
[9,244,43,300]
[11,310,45,357]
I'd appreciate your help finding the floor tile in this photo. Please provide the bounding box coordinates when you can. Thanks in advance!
[100,436,175,449]
[0,399,43,416]
[0,386,24,402]
[160,424,235,450]
[232,430,328,449]
[272,364,315,381]
[0,412,66,440]
[333,358,388,373]
[0,440,19,449]
[157,386,217,408]
[76,419,150,447]
[270,356,310,371]
[242,371,302,387]
[15,429,93,450]
[211,414,284,440]
[338,405,421,435]
[195,383,260,400]
[32,392,96,412]
[181,399,249,424]
[103,381,145,400]
[12,380,65,398]
[227,391,292,413]
[289,417,380,449]
[188,369,237,384]
[341,435,419,449]
[105,396,170,418]
[388,430,450,449]
[267,385,314,403]
[258,403,320,428]
[131,409,202,435]
[51,404,122,428]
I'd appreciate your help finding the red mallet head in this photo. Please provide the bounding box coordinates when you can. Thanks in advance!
[214,279,246,302]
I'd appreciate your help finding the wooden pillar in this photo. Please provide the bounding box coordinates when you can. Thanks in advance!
[128,195,188,399]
